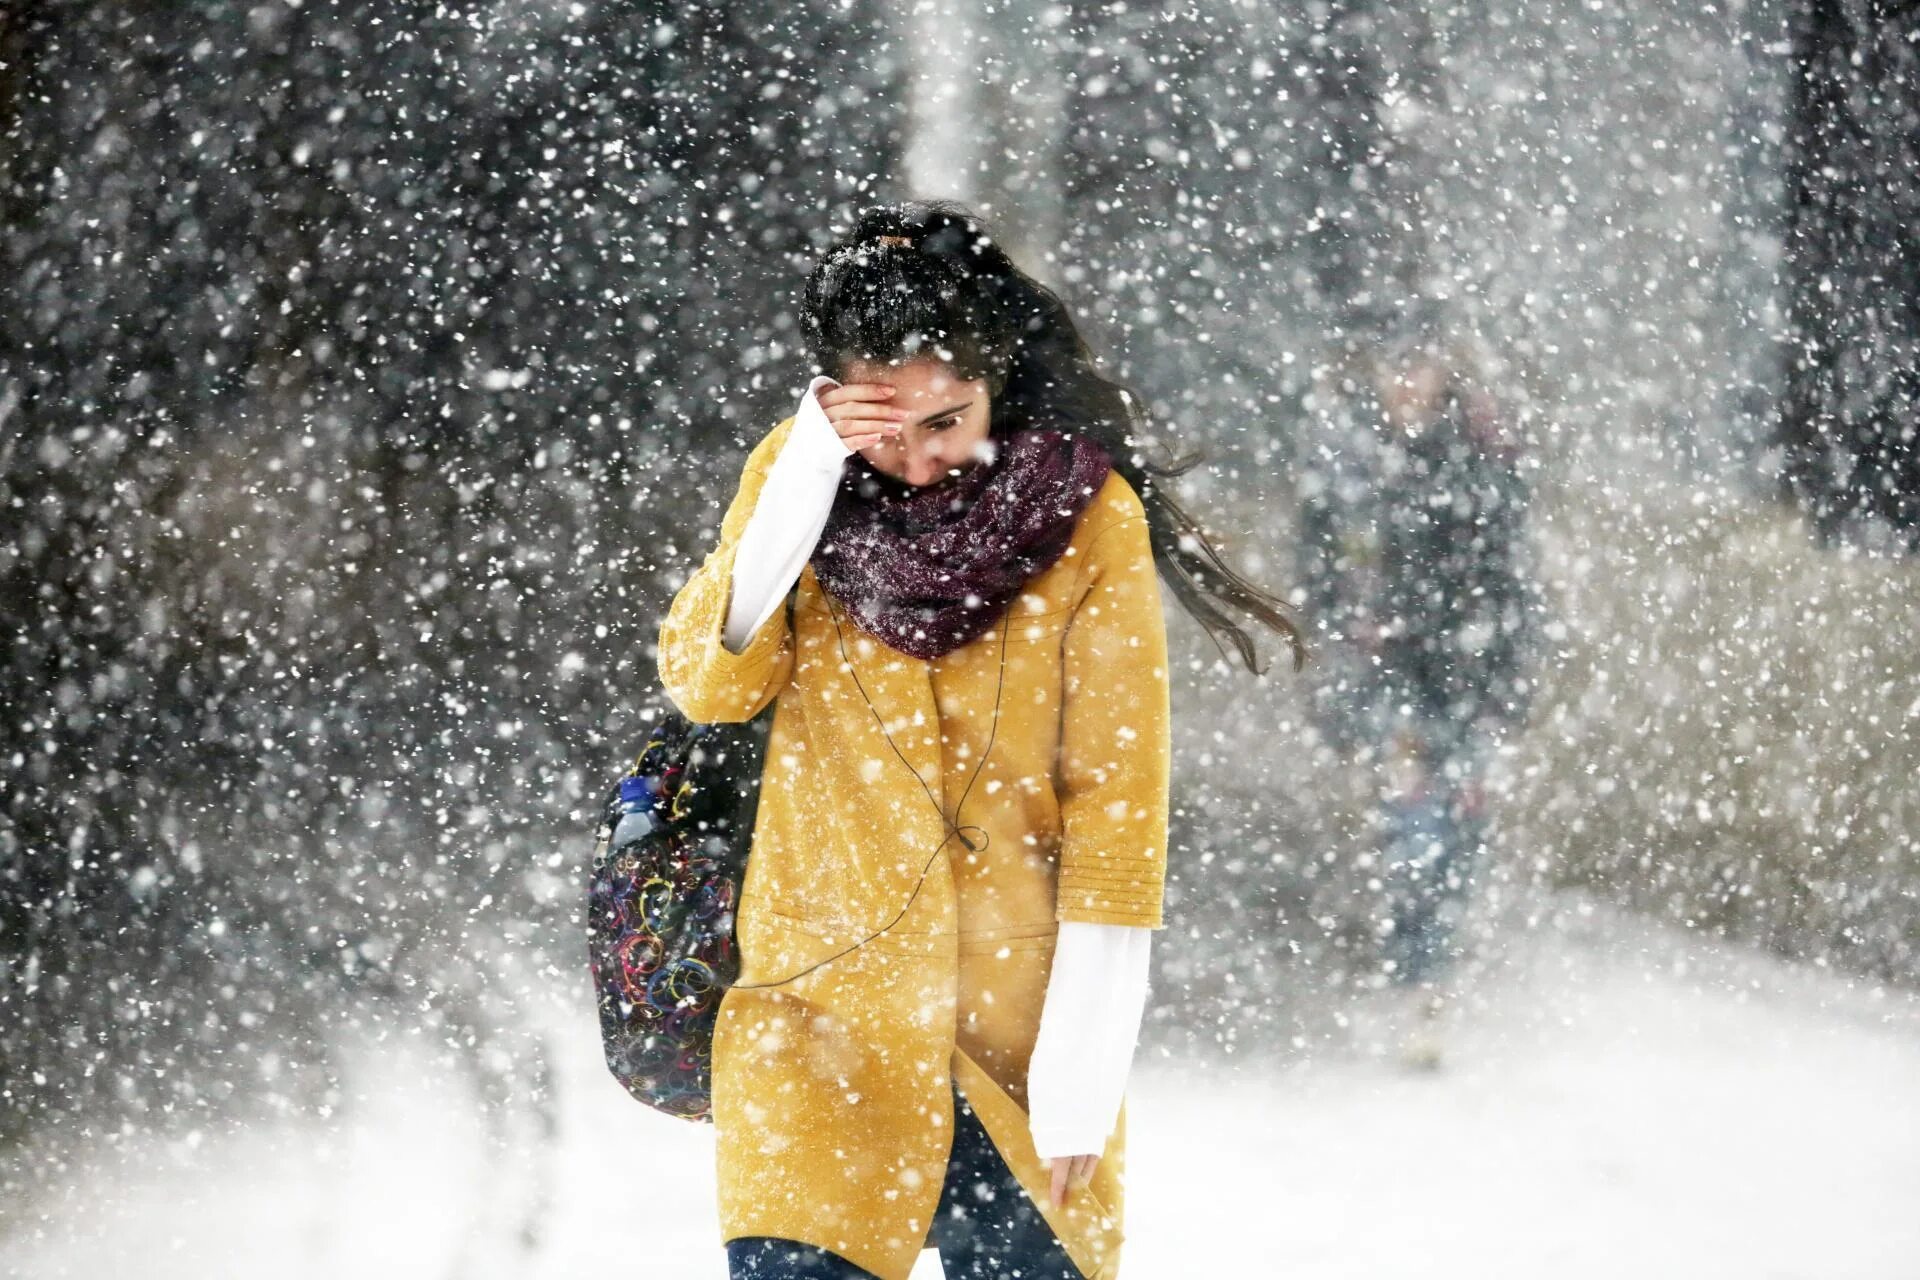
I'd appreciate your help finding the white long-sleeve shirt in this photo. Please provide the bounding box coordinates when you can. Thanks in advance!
[722,375,1154,1161]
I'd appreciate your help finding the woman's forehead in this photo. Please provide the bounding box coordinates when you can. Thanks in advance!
[843,356,984,399]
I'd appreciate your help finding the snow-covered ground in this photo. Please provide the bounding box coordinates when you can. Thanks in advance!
[8,897,1919,1279]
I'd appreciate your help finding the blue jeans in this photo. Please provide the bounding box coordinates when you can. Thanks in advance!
[1380,773,1489,986]
[725,1078,1085,1279]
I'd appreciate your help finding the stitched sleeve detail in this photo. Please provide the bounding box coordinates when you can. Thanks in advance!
[1054,493,1170,930]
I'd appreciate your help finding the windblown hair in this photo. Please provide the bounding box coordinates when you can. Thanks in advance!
[799,198,1306,675]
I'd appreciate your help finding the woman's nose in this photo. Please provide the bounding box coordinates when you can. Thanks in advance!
[903,450,942,486]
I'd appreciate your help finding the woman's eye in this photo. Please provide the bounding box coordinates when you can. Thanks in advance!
[928,417,957,431]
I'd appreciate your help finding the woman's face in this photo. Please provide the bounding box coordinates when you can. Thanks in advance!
[841,355,994,488]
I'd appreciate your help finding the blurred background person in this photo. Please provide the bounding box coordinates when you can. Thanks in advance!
[1296,317,1539,1060]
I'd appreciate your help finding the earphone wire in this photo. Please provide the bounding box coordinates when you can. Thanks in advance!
[726,592,1013,991]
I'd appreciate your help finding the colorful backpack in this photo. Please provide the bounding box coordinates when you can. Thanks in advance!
[583,698,771,1122]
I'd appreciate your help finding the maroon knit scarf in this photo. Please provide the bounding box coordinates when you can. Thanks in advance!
[812,427,1114,660]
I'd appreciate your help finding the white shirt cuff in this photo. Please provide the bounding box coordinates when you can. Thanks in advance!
[789,373,856,468]
[1027,920,1153,1160]
[722,376,853,652]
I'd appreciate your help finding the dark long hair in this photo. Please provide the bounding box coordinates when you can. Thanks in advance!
[799,198,1306,675]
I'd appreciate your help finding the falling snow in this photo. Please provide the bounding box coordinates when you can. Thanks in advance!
[3,0,1917,1275]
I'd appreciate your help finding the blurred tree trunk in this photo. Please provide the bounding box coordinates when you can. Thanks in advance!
[1036,1,1437,455]
[1777,0,1920,550]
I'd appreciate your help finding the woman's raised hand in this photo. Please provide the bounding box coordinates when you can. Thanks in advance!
[816,382,908,453]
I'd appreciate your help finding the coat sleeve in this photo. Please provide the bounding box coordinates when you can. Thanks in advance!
[656,416,802,724]
[1052,491,1171,929]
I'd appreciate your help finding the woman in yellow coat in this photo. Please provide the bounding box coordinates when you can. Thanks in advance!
[657,200,1303,1280]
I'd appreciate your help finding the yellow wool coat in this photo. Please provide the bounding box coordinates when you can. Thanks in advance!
[656,410,1171,1280]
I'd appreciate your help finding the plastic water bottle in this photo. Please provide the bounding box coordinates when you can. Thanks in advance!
[610,775,657,848]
